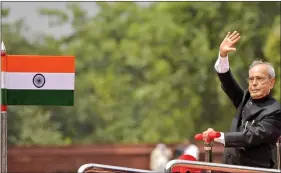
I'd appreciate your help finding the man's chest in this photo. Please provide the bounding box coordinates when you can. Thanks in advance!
[234,98,269,131]
[241,99,264,121]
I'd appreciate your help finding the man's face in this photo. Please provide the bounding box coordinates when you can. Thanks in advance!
[248,64,275,99]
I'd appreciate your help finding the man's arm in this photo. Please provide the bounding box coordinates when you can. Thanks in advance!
[214,111,281,146]
[214,52,230,73]
[214,52,244,108]
[224,111,281,147]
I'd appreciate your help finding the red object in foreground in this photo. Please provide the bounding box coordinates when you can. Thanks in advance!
[194,131,221,142]
[171,154,202,173]
[1,105,7,112]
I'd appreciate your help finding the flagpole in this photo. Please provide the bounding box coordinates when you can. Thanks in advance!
[0,106,7,173]
[1,41,8,173]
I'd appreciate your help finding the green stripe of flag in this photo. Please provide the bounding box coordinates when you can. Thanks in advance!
[1,89,74,106]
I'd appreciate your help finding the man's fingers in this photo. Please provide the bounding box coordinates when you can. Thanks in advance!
[231,32,240,41]
[203,131,209,139]
[229,31,238,39]
[227,47,237,52]
[227,31,235,39]
[232,36,241,44]
[230,32,240,40]
[224,32,231,39]
[203,128,215,140]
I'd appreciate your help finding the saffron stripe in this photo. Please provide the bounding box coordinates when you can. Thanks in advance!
[1,55,75,73]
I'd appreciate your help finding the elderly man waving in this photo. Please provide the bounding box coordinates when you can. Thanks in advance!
[203,31,281,169]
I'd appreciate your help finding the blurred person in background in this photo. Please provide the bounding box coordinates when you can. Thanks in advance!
[150,143,172,171]
[174,139,200,160]
[183,139,200,160]
[174,141,186,159]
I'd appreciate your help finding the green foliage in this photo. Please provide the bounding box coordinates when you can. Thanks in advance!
[2,2,280,145]
[264,15,280,101]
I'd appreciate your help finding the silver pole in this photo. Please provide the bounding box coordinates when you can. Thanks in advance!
[0,111,2,172]
[78,163,155,173]
[1,41,7,173]
[0,40,2,173]
[0,111,7,173]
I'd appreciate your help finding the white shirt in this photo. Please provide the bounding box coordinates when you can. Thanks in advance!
[213,52,229,145]
[214,52,230,73]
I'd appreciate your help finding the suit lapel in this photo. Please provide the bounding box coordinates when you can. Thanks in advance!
[243,104,264,121]
[234,90,251,129]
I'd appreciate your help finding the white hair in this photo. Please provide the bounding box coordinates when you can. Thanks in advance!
[249,60,275,78]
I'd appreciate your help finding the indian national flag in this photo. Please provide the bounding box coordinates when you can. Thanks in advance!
[1,54,75,106]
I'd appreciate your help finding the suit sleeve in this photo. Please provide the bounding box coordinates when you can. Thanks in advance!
[217,70,244,109]
[214,53,244,108]
[224,110,281,147]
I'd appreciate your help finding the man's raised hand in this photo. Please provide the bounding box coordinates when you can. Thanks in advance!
[220,31,241,57]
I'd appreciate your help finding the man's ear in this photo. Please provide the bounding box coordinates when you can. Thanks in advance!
[270,78,275,89]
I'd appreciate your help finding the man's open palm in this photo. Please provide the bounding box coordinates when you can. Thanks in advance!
[220,31,241,57]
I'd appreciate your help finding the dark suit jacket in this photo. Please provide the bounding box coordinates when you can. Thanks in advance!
[217,69,281,168]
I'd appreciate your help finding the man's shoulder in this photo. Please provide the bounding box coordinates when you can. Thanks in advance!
[264,96,281,116]
[271,97,281,111]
